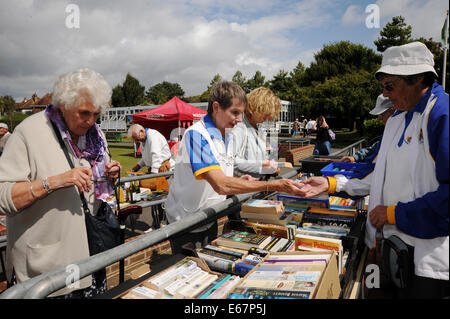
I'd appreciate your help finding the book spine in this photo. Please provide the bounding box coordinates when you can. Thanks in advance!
[234,262,256,276]
[203,245,244,258]
[197,252,234,272]
[198,274,231,299]
[199,248,239,262]
[227,288,311,299]
[262,237,279,251]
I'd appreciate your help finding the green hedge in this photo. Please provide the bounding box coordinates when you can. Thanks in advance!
[363,118,384,140]
[0,112,31,131]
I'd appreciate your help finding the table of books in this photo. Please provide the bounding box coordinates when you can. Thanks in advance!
[103,191,368,300]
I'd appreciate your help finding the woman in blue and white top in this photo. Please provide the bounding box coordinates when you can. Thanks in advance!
[297,42,449,299]
[165,81,305,254]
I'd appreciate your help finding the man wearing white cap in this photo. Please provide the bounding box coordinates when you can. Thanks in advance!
[297,42,449,298]
[0,123,11,156]
[340,95,394,163]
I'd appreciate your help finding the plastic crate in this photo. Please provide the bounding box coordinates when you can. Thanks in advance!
[299,155,342,176]
[320,162,369,179]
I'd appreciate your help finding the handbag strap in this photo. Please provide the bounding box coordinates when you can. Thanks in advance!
[49,120,91,215]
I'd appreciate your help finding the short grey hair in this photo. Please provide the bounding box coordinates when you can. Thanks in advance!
[52,68,112,112]
[128,124,144,138]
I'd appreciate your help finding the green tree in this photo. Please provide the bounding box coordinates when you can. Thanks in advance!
[374,16,412,52]
[268,70,290,100]
[111,85,125,107]
[302,41,382,86]
[122,73,145,106]
[0,95,17,129]
[199,74,222,102]
[232,70,247,90]
[145,81,185,104]
[247,70,267,92]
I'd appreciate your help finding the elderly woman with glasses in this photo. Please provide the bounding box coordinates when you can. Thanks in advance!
[296,42,449,298]
[0,68,122,298]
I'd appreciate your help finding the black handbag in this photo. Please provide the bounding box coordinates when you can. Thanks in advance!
[50,121,120,256]
[381,235,412,289]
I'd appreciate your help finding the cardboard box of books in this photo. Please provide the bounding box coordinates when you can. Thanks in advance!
[226,251,341,299]
[119,257,225,299]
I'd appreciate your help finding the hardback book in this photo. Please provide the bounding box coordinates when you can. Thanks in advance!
[301,212,354,228]
[296,227,347,239]
[213,231,273,251]
[277,193,330,210]
[198,247,240,262]
[241,199,285,217]
[242,220,290,239]
[241,212,293,226]
[295,234,343,274]
[196,252,235,272]
[308,206,357,218]
[203,245,245,259]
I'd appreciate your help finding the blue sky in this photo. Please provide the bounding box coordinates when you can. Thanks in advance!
[0,0,448,101]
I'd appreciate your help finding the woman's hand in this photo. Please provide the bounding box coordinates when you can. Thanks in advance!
[295,176,329,197]
[56,167,93,193]
[240,174,260,181]
[261,159,279,174]
[105,160,122,182]
[271,179,306,197]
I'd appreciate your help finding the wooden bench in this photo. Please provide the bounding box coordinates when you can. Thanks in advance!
[285,144,315,166]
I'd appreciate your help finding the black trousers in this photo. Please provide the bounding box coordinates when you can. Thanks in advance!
[169,221,218,255]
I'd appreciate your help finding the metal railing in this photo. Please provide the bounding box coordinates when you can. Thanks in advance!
[329,138,368,157]
[0,169,299,299]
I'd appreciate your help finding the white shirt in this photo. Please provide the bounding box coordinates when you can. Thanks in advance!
[165,114,234,229]
[138,128,175,173]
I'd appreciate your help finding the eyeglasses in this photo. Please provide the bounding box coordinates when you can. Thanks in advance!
[381,77,401,92]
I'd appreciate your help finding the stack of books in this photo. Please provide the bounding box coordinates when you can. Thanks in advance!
[121,258,241,299]
[227,252,333,299]
[211,231,295,255]
[240,199,292,226]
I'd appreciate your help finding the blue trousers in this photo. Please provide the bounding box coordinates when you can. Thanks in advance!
[313,141,331,155]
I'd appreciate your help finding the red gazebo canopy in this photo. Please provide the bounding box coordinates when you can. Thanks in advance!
[132,96,207,139]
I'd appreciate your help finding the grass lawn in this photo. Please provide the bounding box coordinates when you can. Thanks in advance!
[108,144,140,177]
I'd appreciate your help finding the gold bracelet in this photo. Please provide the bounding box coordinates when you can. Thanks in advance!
[29,180,38,199]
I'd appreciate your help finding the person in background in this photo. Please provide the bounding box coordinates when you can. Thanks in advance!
[339,95,395,163]
[312,115,332,155]
[129,123,175,174]
[301,118,308,137]
[0,68,122,298]
[165,81,305,254]
[296,42,449,299]
[292,118,300,137]
[0,122,11,156]
[230,87,280,179]
[306,118,316,136]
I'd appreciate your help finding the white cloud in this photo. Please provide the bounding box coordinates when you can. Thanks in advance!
[342,5,365,25]
[0,0,448,102]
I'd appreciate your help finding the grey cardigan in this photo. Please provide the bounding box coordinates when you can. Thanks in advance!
[0,111,107,296]
[229,116,275,178]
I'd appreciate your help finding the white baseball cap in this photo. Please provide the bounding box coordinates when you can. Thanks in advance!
[369,95,394,115]
[0,123,8,129]
[375,41,438,80]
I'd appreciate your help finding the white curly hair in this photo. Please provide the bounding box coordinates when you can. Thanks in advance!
[51,68,112,112]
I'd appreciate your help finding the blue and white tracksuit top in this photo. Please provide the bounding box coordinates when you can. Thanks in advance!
[329,83,449,280]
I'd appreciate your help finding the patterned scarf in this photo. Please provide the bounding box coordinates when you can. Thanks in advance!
[45,104,113,200]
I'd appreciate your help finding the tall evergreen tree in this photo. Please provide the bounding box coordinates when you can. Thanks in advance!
[374,16,412,52]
